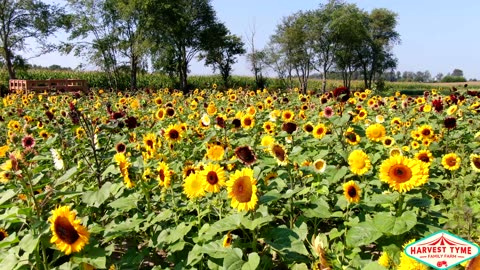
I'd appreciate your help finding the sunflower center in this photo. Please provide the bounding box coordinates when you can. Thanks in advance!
[0,231,6,241]
[305,125,313,132]
[207,171,219,185]
[316,127,325,135]
[159,169,165,182]
[384,139,392,145]
[244,118,252,126]
[234,176,253,203]
[422,130,431,136]
[315,160,325,170]
[419,155,430,163]
[446,157,457,166]
[389,164,412,183]
[473,158,480,169]
[272,145,286,161]
[347,187,357,198]
[54,216,80,244]
[169,130,179,140]
[146,139,154,148]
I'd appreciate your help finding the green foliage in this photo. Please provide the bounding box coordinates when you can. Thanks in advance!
[441,75,467,83]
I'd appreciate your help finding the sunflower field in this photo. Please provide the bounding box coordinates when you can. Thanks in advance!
[0,86,479,270]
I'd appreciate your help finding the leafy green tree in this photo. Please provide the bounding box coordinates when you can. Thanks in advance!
[145,0,226,91]
[0,0,66,79]
[452,68,464,77]
[199,33,246,88]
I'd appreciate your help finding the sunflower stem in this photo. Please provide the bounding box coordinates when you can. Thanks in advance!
[140,180,152,213]
[395,193,405,217]
[250,212,258,252]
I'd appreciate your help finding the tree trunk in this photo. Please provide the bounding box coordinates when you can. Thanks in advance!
[130,55,137,91]
[3,46,16,79]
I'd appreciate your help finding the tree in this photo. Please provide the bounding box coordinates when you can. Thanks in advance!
[0,0,66,79]
[452,68,463,77]
[356,8,400,89]
[270,11,314,93]
[199,33,245,88]
[246,22,267,90]
[145,0,226,91]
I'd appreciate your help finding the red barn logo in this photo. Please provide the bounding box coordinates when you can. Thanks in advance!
[405,230,480,269]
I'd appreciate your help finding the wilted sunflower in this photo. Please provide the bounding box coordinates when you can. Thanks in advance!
[348,150,371,175]
[241,115,255,129]
[49,206,89,255]
[200,163,226,193]
[183,173,205,199]
[365,123,386,142]
[343,180,361,203]
[164,125,182,143]
[157,161,171,187]
[442,153,461,171]
[312,123,327,139]
[415,150,434,166]
[379,155,429,193]
[282,122,297,134]
[312,158,327,173]
[270,144,288,166]
[226,168,258,211]
[206,144,225,161]
[234,146,257,166]
[470,154,480,172]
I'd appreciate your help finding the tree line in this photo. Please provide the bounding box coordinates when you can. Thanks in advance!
[1,0,401,92]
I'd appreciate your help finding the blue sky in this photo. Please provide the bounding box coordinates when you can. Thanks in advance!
[29,0,480,79]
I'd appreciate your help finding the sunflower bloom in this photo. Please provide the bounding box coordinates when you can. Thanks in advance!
[378,252,392,268]
[200,163,226,193]
[114,153,134,188]
[223,232,233,247]
[312,123,327,139]
[415,150,434,166]
[348,150,371,175]
[0,228,8,241]
[343,180,361,203]
[49,206,89,255]
[470,154,480,172]
[270,143,288,166]
[365,123,386,142]
[241,115,255,129]
[206,144,225,161]
[226,168,258,211]
[312,159,327,173]
[157,161,171,187]
[183,173,205,199]
[442,153,461,171]
[164,125,182,143]
[398,239,428,270]
[379,155,429,193]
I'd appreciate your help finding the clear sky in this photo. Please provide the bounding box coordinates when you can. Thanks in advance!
[28,0,480,79]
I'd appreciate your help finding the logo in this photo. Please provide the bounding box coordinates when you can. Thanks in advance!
[405,230,480,269]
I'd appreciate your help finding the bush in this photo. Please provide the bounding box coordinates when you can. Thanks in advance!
[441,76,467,83]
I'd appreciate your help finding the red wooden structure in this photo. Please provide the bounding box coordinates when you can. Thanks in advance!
[9,79,89,93]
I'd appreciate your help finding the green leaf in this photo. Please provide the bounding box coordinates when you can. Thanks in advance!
[363,262,388,270]
[71,247,106,268]
[223,248,244,270]
[265,225,309,262]
[0,189,16,205]
[241,253,260,270]
[373,211,417,236]
[407,197,431,208]
[303,198,331,218]
[198,213,244,242]
[330,166,348,184]
[55,167,78,185]
[108,194,138,211]
[82,182,112,207]
[291,263,309,270]
[346,221,382,247]
[19,233,39,255]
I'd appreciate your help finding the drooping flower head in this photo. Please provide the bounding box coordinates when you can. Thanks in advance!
[234,146,257,166]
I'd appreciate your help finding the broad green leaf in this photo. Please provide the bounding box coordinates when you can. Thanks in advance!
[223,248,244,270]
[330,166,348,184]
[407,197,431,208]
[55,167,78,186]
[108,194,138,211]
[0,189,16,205]
[82,182,111,207]
[373,211,417,235]
[19,233,38,255]
[303,198,331,218]
[71,247,106,268]
[346,221,382,247]
[291,263,309,270]
[364,262,388,270]
[241,253,260,270]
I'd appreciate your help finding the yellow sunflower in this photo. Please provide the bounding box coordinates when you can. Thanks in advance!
[446,104,458,115]
[262,121,276,134]
[343,180,361,203]
[241,115,255,129]
[0,145,9,157]
[183,173,205,199]
[312,123,327,139]
[156,161,171,187]
[415,150,434,166]
[282,110,295,122]
[49,206,89,255]
[223,232,233,247]
[442,153,461,171]
[164,124,182,143]
[226,168,258,211]
[348,150,371,175]
[142,133,157,151]
[75,127,86,139]
[344,128,360,145]
[365,123,386,142]
[155,108,166,120]
[0,228,8,241]
[205,144,225,161]
[114,153,133,188]
[470,154,480,172]
[207,103,217,116]
[418,125,434,139]
[382,136,395,148]
[377,252,392,268]
[379,155,429,193]
[261,135,275,148]
[200,163,226,193]
[398,239,428,270]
